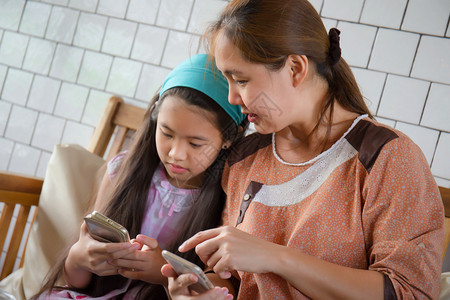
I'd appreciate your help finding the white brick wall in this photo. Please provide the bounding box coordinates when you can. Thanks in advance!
[0,0,447,182]
[0,0,449,271]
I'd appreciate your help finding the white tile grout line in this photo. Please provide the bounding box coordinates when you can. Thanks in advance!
[399,0,409,31]
[408,34,421,78]
[185,0,196,32]
[358,0,367,23]
[429,131,441,169]
[365,26,379,69]
[374,70,387,116]
[418,79,432,125]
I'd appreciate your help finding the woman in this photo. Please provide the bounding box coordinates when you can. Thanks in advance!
[162,0,444,299]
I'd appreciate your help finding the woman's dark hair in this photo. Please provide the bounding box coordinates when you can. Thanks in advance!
[206,0,372,146]
[34,87,248,299]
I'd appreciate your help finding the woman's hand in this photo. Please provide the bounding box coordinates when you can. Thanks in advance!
[179,226,280,279]
[65,222,139,287]
[109,234,168,285]
[161,264,233,300]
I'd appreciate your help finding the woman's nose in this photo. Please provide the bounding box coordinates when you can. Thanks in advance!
[228,84,243,106]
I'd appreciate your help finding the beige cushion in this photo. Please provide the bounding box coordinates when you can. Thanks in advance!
[0,144,105,300]
[441,272,450,300]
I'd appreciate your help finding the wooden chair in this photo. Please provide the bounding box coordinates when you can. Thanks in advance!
[0,96,145,280]
[441,186,450,261]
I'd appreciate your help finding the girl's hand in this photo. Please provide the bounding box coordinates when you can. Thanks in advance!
[161,264,233,300]
[65,222,139,288]
[69,222,139,276]
[109,234,168,285]
[179,226,279,279]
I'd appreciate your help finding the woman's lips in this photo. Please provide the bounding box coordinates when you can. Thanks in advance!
[168,163,187,174]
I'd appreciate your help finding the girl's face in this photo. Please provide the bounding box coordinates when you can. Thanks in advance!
[155,95,227,189]
[214,34,300,134]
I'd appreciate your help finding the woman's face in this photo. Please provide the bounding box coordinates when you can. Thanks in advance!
[214,34,297,134]
[155,95,227,189]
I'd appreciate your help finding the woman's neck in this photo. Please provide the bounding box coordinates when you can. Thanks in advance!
[275,102,360,164]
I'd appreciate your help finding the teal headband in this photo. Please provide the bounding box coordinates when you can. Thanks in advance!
[159,54,245,126]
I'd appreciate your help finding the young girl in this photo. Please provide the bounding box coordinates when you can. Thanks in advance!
[163,1,444,299]
[35,54,246,299]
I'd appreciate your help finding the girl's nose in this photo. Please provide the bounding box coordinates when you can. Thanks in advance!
[168,140,187,161]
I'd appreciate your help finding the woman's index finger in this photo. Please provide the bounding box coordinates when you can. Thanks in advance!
[178,227,222,252]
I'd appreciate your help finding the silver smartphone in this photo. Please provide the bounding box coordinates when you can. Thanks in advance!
[84,211,130,243]
[162,250,214,293]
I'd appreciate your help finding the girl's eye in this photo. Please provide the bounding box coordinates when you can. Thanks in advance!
[161,130,172,138]
[190,143,202,148]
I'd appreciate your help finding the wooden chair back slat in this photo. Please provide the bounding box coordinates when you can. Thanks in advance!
[441,187,450,218]
[112,103,146,130]
[106,126,129,162]
[88,97,145,160]
[1,205,31,279]
[0,204,15,254]
[88,97,123,158]
[19,207,38,269]
[441,186,450,260]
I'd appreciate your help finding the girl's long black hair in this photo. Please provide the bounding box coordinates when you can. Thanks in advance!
[34,87,247,299]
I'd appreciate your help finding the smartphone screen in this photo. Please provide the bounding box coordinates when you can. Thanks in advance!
[85,220,121,242]
[84,211,130,243]
[162,250,214,293]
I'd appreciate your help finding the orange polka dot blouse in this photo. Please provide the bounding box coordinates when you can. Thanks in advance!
[222,116,444,299]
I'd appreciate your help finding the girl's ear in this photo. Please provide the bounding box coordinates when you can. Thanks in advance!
[287,54,308,88]
[222,141,232,150]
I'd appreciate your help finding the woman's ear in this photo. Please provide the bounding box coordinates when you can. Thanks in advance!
[287,55,308,87]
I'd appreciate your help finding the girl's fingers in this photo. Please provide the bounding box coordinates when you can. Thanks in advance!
[108,258,140,270]
[136,234,159,249]
[174,273,199,288]
[161,264,178,278]
[92,261,121,276]
[118,267,141,279]
[194,287,232,300]
[100,267,121,276]
[162,265,232,299]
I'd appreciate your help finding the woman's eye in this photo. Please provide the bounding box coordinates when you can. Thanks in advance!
[235,80,247,86]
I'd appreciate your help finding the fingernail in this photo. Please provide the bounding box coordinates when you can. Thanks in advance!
[215,287,223,296]
[222,288,229,296]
